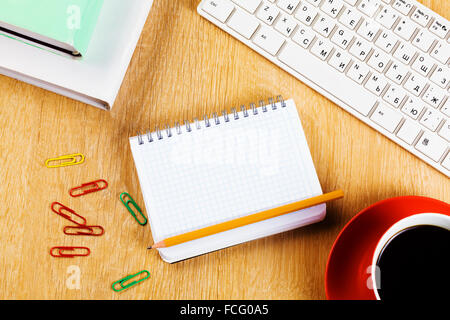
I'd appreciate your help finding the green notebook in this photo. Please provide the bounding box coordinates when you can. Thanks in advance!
[0,0,103,56]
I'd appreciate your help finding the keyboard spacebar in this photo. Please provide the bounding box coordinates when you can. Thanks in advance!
[278,42,377,116]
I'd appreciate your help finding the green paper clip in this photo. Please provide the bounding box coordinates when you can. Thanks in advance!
[120,192,148,226]
[112,270,150,292]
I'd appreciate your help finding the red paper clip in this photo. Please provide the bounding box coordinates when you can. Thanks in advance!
[51,202,87,226]
[63,225,105,236]
[69,179,108,197]
[50,246,91,258]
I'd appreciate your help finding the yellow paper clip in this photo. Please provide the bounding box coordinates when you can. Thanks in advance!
[45,153,85,168]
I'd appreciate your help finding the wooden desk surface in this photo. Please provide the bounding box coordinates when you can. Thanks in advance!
[0,0,448,299]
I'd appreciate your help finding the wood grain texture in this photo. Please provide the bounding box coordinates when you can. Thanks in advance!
[0,0,448,299]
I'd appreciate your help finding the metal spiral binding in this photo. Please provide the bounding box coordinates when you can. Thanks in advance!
[213,113,220,125]
[136,95,286,144]
[222,110,230,122]
[175,122,182,135]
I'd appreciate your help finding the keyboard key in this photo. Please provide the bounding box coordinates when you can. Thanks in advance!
[396,119,421,144]
[394,43,417,65]
[375,6,399,29]
[339,7,362,30]
[368,49,390,73]
[292,27,316,48]
[411,53,435,77]
[349,37,372,61]
[295,2,318,26]
[404,73,427,96]
[365,73,388,96]
[256,2,280,25]
[357,0,381,17]
[375,30,399,53]
[442,152,450,170]
[343,0,358,5]
[441,99,450,117]
[320,0,344,18]
[278,41,377,115]
[252,25,285,55]
[370,103,403,132]
[392,0,414,16]
[227,9,260,39]
[394,18,417,41]
[401,97,426,119]
[419,108,444,131]
[439,121,450,142]
[429,18,449,39]
[412,30,435,52]
[346,61,370,83]
[393,42,416,65]
[422,84,446,108]
[331,26,353,49]
[328,49,352,72]
[277,0,300,14]
[415,132,448,162]
[202,0,235,23]
[306,0,322,6]
[410,7,432,27]
[430,65,450,89]
[310,37,334,60]
[383,85,406,108]
[430,41,450,64]
[313,15,336,37]
[232,0,261,13]
[385,62,408,84]
[357,20,380,41]
[274,14,298,37]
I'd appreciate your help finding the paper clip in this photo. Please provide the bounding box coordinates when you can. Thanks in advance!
[112,270,150,292]
[69,179,108,197]
[45,153,85,168]
[120,192,147,226]
[50,246,90,258]
[63,225,105,236]
[51,202,87,226]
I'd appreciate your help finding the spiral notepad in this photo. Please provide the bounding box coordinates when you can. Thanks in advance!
[129,97,325,263]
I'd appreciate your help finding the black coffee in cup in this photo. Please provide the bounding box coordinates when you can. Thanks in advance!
[375,225,450,300]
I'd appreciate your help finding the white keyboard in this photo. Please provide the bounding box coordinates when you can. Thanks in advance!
[197,0,450,177]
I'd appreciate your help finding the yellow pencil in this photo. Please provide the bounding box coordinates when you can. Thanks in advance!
[149,190,344,249]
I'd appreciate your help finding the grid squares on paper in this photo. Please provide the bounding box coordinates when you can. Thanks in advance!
[130,100,322,241]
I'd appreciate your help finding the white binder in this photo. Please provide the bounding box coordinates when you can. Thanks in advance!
[0,0,154,110]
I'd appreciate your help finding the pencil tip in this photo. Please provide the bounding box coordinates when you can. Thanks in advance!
[150,242,164,249]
